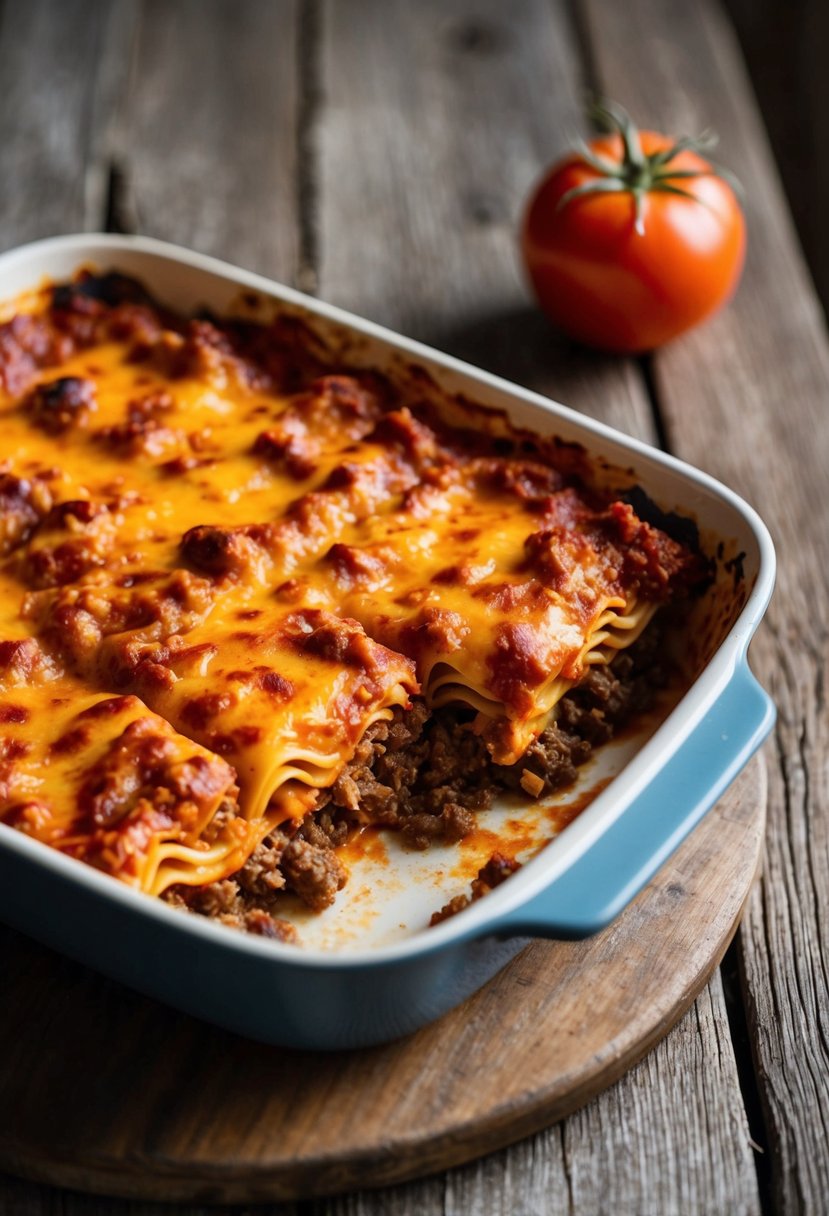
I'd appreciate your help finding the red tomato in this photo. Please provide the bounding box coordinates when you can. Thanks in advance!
[521,106,746,353]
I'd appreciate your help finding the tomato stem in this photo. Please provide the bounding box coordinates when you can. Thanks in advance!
[554,98,745,230]
[633,190,645,236]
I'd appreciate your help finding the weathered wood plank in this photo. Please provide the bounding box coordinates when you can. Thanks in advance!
[560,976,760,1215]
[114,0,300,281]
[316,0,651,440]
[582,0,829,1211]
[725,0,829,315]
[315,973,758,1216]
[0,0,133,246]
[0,1173,289,1216]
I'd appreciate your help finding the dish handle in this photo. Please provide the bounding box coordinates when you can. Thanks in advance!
[489,660,775,941]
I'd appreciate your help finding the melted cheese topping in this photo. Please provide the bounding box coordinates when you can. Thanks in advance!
[0,683,248,892]
[0,276,699,894]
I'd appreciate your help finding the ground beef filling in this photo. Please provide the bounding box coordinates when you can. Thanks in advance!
[430,852,523,926]
[164,635,666,937]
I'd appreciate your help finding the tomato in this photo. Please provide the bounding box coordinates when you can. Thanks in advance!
[521,103,746,353]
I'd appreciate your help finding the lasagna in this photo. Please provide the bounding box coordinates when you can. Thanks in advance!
[0,272,709,940]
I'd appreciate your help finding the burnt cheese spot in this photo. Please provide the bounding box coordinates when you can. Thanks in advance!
[258,671,294,699]
[26,377,97,433]
[181,692,233,731]
[50,725,92,755]
[76,696,136,720]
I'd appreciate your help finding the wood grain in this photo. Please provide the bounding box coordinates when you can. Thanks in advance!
[725,0,829,315]
[0,0,126,246]
[583,0,829,1210]
[0,762,765,1205]
[111,0,301,281]
[316,0,652,440]
[313,973,759,1216]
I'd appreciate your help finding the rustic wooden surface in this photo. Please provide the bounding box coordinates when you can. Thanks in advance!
[725,0,829,316]
[0,0,825,1212]
[0,765,765,1204]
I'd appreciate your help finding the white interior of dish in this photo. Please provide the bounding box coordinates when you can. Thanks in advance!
[0,235,775,956]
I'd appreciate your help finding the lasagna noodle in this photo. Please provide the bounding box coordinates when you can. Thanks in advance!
[0,683,249,894]
[96,605,418,826]
[425,597,657,755]
[276,472,661,762]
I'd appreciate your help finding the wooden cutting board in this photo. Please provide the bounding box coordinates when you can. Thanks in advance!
[0,757,765,1204]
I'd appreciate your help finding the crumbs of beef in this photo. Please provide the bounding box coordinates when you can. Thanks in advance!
[164,632,666,937]
[430,852,523,926]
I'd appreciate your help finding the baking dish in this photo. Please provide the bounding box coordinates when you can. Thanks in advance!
[0,234,775,1049]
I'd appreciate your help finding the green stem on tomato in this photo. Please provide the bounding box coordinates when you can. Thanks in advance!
[555,99,744,232]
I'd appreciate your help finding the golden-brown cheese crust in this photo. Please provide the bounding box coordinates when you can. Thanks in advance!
[0,685,245,892]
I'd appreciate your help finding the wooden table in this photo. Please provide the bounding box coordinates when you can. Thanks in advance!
[1,1,827,1212]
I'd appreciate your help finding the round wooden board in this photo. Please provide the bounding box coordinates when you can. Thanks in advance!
[0,758,765,1204]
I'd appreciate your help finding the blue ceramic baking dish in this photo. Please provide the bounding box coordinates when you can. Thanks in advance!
[0,235,776,1049]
